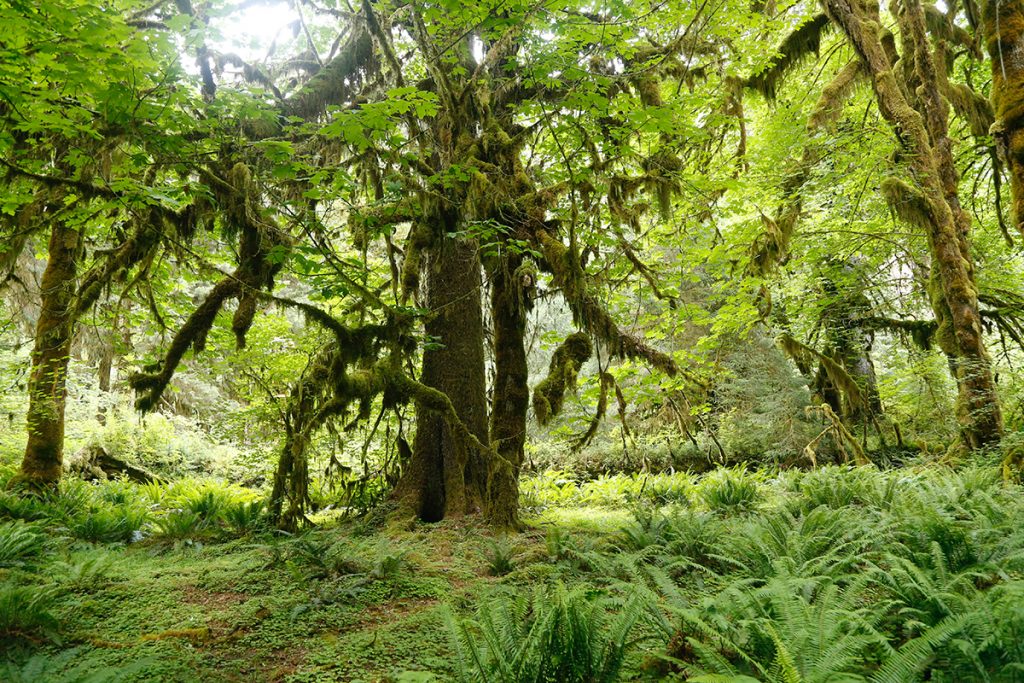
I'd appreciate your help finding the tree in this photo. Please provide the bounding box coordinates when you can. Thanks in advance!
[741,2,1011,450]
[0,0,202,487]
[981,0,1024,236]
[124,0,781,526]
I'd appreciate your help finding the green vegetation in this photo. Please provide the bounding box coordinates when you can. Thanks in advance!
[0,464,1021,680]
[4,0,1024,679]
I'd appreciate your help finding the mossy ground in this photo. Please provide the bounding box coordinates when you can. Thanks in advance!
[4,502,655,682]
[5,462,1024,681]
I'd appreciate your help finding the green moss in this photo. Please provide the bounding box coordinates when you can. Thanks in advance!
[532,332,593,426]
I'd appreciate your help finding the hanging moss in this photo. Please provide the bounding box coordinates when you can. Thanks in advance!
[400,220,434,302]
[859,315,938,350]
[130,279,241,412]
[232,294,257,349]
[881,176,934,230]
[284,25,376,120]
[805,403,871,466]
[747,14,832,100]
[535,228,678,376]
[947,83,995,137]
[749,60,864,279]
[632,73,664,107]
[73,209,164,318]
[571,371,613,451]
[642,150,683,220]
[809,60,864,129]
[532,332,592,426]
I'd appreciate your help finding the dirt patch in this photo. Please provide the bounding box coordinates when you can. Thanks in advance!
[353,597,439,630]
[180,585,250,610]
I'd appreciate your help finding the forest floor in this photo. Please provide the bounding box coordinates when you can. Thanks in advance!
[38,518,551,682]
[3,462,1024,682]
[2,496,641,682]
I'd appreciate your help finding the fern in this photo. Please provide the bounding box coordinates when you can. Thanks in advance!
[0,647,153,682]
[699,467,761,513]
[870,614,973,683]
[65,504,148,543]
[54,554,117,591]
[0,490,49,522]
[0,521,45,568]
[0,581,61,642]
[153,509,205,540]
[447,583,646,683]
[484,536,517,576]
[223,499,266,534]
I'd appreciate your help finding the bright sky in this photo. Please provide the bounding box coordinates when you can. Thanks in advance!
[210,0,297,62]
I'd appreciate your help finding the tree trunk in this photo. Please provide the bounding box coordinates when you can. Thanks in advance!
[981,0,1024,236]
[18,222,81,489]
[96,336,114,426]
[823,0,1003,448]
[486,253,530,528]
[393,234,489,522]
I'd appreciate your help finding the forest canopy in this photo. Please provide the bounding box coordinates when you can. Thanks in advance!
[3,0,1024,679]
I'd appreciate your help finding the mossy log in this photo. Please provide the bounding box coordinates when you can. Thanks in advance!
[65,444,162,484]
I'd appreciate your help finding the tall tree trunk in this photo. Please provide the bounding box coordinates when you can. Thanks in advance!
[486,253,530,528]
[981,0,1024,236]
[394,235,489,522]
[19,222,81,489]
[823,0,1003,448]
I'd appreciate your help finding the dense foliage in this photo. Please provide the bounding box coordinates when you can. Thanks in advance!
[3,0,1024,679]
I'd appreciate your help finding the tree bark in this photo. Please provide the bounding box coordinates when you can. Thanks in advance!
[393,234,489,522]
[18,222,81,489]
[486,253,530,528]
[823,0,1003,448]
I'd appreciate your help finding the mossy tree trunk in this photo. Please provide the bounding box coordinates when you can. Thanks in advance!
[823,0,1003,448]
[981,0,1024,236]
[486,252,530,528]
[393,233,490,522]
[19,221,81,489]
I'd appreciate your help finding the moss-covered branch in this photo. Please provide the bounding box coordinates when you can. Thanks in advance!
[532,332,592,425]
[778,333,865,413]
[535,228,678,376]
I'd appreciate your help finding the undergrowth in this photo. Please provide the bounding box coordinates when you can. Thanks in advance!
[0,463,1021,681]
